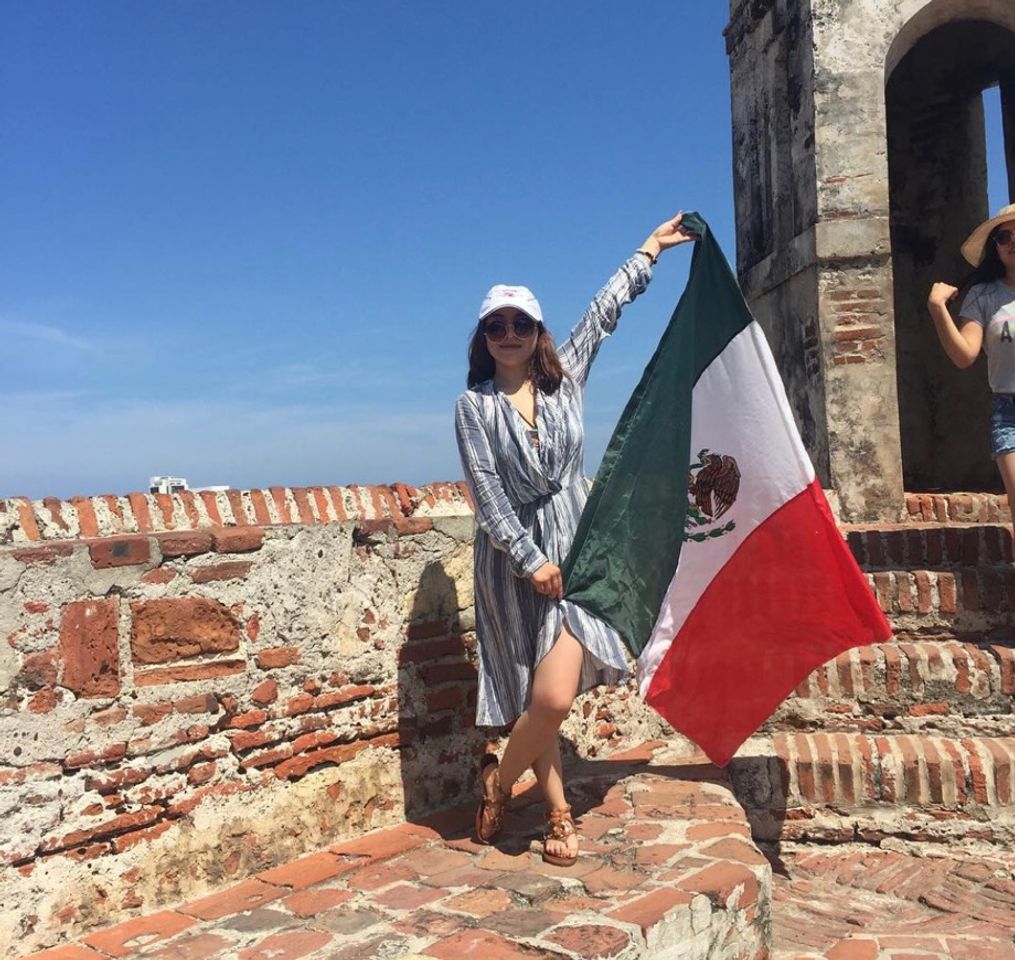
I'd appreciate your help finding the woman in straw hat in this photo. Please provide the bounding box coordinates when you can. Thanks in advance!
[455,213,697,866]
[929,203,1015,529]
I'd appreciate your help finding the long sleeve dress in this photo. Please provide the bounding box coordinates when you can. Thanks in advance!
[455,252,653,727]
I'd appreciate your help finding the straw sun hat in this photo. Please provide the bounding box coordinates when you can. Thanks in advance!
[961,202,1015,266]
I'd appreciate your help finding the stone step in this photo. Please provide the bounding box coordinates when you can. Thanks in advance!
[904,491,1010,526]
[861,566,1014,636]
[731,732,1015,845]
[844,521,1012,569]
[769,641,1015,737]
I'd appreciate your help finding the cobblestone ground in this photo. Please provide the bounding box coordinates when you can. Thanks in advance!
[768,842,1015,960]
[25,749,770,960]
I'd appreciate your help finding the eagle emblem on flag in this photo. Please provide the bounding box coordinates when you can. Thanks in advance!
[685,448,740,541]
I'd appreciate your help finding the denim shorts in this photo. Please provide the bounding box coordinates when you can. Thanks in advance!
[990,394,1015,458]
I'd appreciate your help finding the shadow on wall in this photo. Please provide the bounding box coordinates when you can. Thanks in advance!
[393,553,794,849]
[729,753,790,872]
[398,559,488,821]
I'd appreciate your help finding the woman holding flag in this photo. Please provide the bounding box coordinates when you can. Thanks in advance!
[454,213,698,866]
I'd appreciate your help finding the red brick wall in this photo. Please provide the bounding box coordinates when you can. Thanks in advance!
[828,286,888,367]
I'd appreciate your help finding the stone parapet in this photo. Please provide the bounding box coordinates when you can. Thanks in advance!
[0,481,474,546]
[2,515,452,954]
[0,486,676,956]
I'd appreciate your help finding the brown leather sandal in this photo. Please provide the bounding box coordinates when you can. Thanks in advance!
[542,804,579,867]
[474,753,511,845]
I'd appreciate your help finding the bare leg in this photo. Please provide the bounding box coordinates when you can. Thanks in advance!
[499,625,584,784]
[531,738,566,810]
[997,452,1015,561]
[531,738,578,861]
[498,625,584,860]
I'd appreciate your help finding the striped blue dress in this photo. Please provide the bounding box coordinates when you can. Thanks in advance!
[455,253,653,727]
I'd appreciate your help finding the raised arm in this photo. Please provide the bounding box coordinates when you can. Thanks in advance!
[455,393,548,578]
[928,282,983,369]
[558,255,652,387]
[559,212,699,386]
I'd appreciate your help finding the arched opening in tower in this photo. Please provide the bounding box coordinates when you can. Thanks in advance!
[887,19,1015,492]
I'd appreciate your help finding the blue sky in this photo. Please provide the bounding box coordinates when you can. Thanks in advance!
[1,5,1010,499]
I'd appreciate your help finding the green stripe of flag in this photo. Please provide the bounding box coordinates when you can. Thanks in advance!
[561,212,754,656]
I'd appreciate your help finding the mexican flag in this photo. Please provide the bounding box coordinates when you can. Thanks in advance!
[562,212,891,767]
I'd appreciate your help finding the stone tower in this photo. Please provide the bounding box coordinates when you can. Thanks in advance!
[726,0,1015,521]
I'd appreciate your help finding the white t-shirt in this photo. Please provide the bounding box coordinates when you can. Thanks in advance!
[959,280,1015,393]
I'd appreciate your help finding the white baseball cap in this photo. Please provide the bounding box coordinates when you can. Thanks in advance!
[477,284,544,325]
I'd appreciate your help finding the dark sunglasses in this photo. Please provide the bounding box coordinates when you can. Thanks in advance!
[993,229,1015,246]
[483,316,538,341]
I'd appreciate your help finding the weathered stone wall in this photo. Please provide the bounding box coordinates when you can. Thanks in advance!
[727,0,1015,518]
[727,0,904,520]
[0,484,673,956]
[749,272,830,485]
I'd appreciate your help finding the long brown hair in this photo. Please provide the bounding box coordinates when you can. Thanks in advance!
[467,322,567,393]
[960,230,1008,295]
